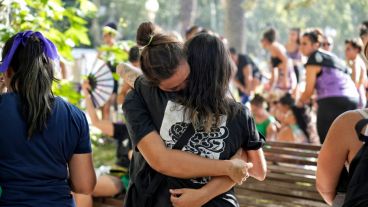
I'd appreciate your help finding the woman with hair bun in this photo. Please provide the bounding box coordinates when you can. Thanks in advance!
[298,29,359,144]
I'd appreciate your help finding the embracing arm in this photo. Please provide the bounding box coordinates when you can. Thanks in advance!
[137,131,247,183]
[169,148,266,207]
[123,88,247,181]
[170,149,249,207]
[245,149,267,181]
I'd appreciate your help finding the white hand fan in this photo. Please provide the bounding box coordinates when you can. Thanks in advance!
[86,59,114,108]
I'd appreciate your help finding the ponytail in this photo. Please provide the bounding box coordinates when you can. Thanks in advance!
[303,28,324,45]
[1,32,57,137]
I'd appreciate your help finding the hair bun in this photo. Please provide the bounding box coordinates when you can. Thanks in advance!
[136,22,158,46]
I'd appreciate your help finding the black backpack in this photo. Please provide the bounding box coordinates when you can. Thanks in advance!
[342,118,368,207]
[124,124,195,207]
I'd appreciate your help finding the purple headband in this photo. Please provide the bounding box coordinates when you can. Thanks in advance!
[0,31,59,73]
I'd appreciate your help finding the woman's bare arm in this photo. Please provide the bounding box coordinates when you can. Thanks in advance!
[298,65,320,106]
[316,112,352,205]
[245,149,267,181]
[137,131,248,184]
[69,153,96,194]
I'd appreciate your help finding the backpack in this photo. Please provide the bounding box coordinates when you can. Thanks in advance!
[342,117,368,207]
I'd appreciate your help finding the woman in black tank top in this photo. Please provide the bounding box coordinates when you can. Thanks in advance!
[261,28,296,93]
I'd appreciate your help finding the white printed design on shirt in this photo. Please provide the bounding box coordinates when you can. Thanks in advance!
[160,101,229,184]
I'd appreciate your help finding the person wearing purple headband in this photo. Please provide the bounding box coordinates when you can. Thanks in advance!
[0,31,96,206]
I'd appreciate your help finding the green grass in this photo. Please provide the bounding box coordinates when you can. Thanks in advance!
[91,135,117,168]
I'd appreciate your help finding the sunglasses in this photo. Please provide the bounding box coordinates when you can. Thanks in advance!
[322,42,331,47]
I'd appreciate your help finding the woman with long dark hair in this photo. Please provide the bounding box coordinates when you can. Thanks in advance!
[297,29,359,144]
[277,93,315,144]
[0,31,96,206]
[122,22,266,207]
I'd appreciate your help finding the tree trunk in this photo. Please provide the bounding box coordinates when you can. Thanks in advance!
[224,0,245,53]
[179,0,197,36]
[90,0,101,47]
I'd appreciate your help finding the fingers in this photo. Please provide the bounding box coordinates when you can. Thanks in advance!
[170,194,180,206]
[241,162,253,176]
[170,189,185,207]
[169,189,185,195]
[245,162,253,169]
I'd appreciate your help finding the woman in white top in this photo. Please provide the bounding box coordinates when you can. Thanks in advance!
[345,38,367,108]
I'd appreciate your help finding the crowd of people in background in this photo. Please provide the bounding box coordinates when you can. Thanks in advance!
[71,20,368,207]
[70,21,368,148]
[1,16,368,207]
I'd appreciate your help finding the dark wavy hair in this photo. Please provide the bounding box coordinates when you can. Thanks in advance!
[279,93,312,143]
[2,34,56,137]
[178,33,238,130]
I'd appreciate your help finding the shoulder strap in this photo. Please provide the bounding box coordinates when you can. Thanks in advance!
[172,124,195,150]
[354,117,368,142]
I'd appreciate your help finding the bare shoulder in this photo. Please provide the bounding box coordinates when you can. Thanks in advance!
[334,110,365,124]
[327,110,366,143]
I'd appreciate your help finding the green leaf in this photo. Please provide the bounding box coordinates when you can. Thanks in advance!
[80,0,97,15]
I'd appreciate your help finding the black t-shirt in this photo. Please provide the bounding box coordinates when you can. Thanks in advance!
[123,76,264,207]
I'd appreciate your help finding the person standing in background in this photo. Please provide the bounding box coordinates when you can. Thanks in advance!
[345,38,367,108]
[0,31,96,207]
[261,28,297,97]
[285,28,303,83]
[98,22,120,120]
[230,47,262,104]
[297,29,359,144]
[321,36,334,52]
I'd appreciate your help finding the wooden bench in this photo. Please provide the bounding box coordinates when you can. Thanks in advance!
[235,141,329,207]
[93,195,124,207]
